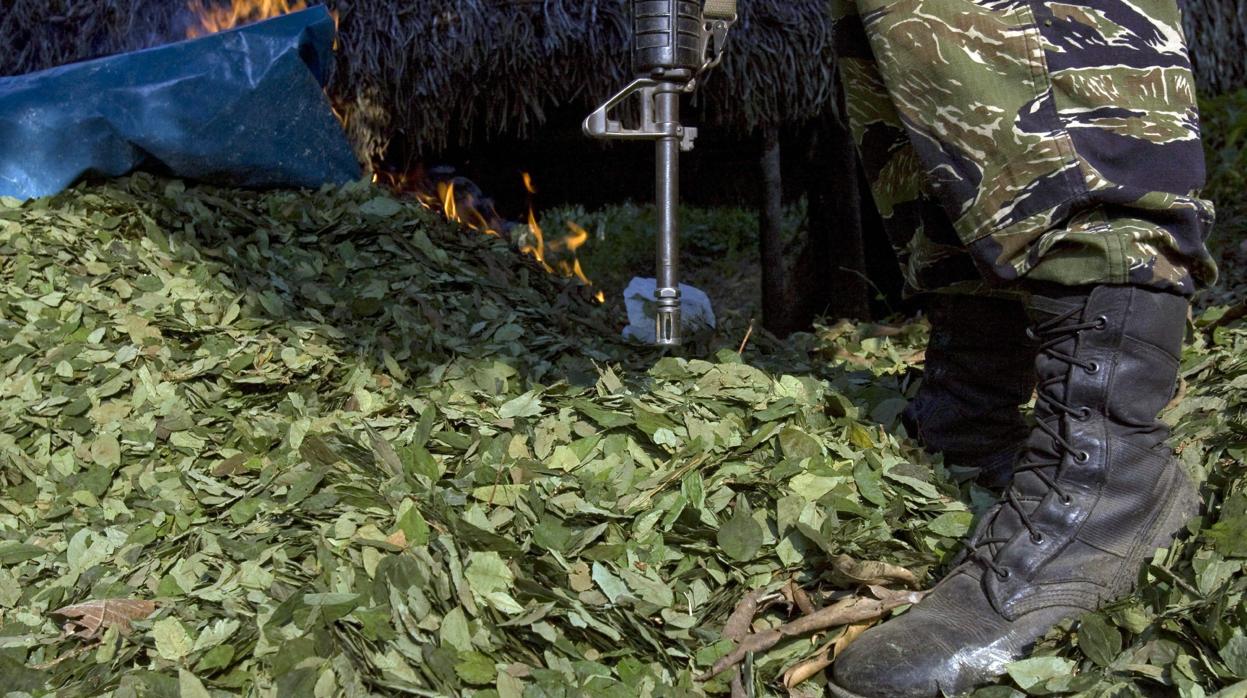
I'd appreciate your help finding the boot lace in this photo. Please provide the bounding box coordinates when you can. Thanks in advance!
[967,305,1106,580]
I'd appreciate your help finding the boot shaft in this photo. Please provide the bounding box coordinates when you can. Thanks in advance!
[979,285,1191,614]
[904,294,1037,484]
[1027,286,1187,448]
[829,285,1199,698]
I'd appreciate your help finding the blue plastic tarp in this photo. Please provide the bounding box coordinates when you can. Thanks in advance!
[0,6,360,201]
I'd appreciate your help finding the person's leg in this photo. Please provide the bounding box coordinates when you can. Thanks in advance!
[828,1,1214,695]
[833,284,1199,697]
[833,0,1039,487]
[841,0,1215,292]
[900,293,1036,488]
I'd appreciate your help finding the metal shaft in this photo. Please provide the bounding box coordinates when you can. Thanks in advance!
[655,86,682,346]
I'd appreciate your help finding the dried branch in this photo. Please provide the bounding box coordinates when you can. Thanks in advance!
[698,588,926,682]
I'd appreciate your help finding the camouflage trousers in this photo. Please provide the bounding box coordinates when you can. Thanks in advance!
[832,0,1218,296]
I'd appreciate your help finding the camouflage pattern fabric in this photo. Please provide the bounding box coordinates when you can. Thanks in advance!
[831,0,1218,296]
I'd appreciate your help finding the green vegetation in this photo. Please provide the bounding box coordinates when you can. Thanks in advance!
[1,171,1247,697]
[538,202,806,320]
[1203,89,1247,240]
[1195,89,1247,308]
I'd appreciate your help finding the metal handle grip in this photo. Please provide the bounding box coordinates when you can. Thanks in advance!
[633,0,704,75]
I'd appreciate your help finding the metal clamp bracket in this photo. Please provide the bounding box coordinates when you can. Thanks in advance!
[697,15,736,75]
[582,79,699,152]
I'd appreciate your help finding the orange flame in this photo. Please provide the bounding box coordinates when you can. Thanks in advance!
[561,222,606,303]
[430,181,501,237]
[514,174,603,302]
[375,170,604,303]
[521,207,551,271]
[440,182,457,222]
[186,0,338,39]
[518,171,550,270]
[183,7,603,302]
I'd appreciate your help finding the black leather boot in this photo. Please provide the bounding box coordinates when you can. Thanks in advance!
[902,294,1037,488]
[829,285,1201,698]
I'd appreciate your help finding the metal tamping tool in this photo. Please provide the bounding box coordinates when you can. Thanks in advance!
[584,0,737,345]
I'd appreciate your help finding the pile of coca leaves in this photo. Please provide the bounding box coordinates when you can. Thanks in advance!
[1,175,1246,698]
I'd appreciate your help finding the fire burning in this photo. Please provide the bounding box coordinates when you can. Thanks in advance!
[183,2,602,302]
[185,0,334,39]
[380,170,605,304]
[519,173,549,270]
[554,222,603,301]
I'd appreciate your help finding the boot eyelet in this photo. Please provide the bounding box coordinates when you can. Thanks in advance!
[1030,532,1045,544]
[1061,495,1074,506]
[1074,451,1091,464]
[1025,328,1039,341]
[1095,316,1108,330]
[1075,407,1092,421]
[996,568,1011,580]
[1086,362,1101,375]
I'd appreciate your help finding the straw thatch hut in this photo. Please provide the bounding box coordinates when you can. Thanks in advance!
[1,0,836,162]
[3,0,1242,331]
[1,0,859,331]
[5,1,1242,155]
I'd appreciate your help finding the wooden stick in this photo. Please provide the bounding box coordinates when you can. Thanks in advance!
[787,580,817,617]
[723,588,766,641]
[738,320,755,355]
[782,646,833,689]
[697,589,926,681]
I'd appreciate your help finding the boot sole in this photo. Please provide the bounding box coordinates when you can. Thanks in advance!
[825,462,1201,698]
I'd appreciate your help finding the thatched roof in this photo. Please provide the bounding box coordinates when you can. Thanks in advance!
[0,0,835,162]
[5,1,1238,163]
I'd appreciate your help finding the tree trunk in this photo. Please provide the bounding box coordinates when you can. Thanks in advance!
[787,110,872,326]
[1181,0,1247,95]
[759,124,788,334]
